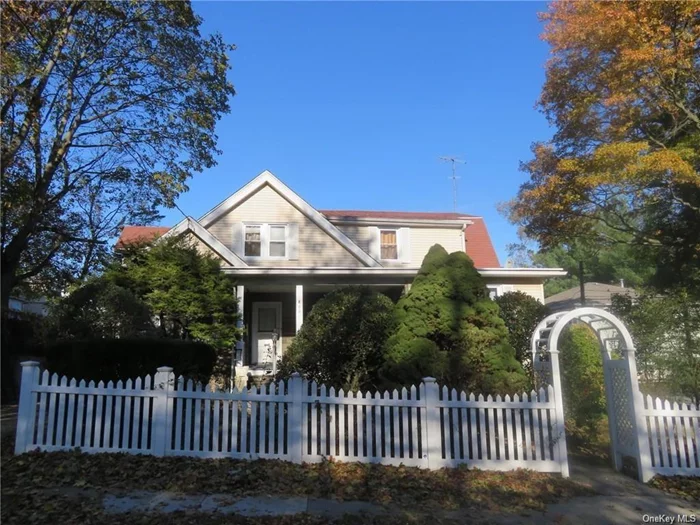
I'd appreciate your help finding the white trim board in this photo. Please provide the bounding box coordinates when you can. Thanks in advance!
[197,170,381,268]
[160,217,248,267]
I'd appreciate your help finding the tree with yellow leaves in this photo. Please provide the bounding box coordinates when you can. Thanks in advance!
[507,1,700,295]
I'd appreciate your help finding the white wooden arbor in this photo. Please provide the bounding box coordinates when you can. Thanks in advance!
[530,307,653,481]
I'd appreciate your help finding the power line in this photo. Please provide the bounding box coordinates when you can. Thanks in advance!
[438,156,465,212]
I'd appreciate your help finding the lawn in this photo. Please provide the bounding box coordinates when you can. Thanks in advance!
[2,436,596,524]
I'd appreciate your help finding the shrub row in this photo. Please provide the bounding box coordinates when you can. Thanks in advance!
[45,338,217,383]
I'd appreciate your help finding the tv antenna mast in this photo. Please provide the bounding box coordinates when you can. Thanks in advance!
[439,156,465,212]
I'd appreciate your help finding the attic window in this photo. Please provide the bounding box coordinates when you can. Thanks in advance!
[269,225,286,257]
[244,225,261,256]
[380,230,398,260]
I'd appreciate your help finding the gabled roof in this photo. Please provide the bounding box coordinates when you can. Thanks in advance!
[161,217,248,267]
[198,170,381,267]
[116,219,248,267]
[115,171,501,268]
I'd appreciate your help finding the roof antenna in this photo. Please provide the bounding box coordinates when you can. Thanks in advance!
[439,156,465,212]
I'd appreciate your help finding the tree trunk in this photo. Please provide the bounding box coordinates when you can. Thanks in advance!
[1,268,17,313]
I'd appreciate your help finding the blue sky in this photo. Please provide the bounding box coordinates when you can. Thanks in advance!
[163,1,553,264]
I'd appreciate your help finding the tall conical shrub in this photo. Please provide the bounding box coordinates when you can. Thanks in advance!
[381,244,528,393]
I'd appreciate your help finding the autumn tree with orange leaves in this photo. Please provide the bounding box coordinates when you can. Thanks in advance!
[507,1,700,295]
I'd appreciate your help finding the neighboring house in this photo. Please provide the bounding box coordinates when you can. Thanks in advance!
[545,282,637,313]
[116,170,566,379]
[7,295,49,317]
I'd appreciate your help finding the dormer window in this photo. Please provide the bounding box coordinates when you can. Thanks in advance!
[380,230,398,260]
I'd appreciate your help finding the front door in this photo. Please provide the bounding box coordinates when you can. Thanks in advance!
[252,302,282,367]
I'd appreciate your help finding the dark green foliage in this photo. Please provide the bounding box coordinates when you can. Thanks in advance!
[47,238,241,382]
[612,289,700,404]
[559,324,606,437]
[382,245,529,393]
[495,291,549,370]
[107,238,240,352]
[1,311,47,402]
[47,280,155,340]
[45,338,216,383]
[279,287,396,391]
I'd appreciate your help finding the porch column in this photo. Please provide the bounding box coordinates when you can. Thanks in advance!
[295,284,303,333]
[235,285,245,366]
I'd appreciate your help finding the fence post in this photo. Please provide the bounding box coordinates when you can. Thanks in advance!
[624,347,654,482]
[15,361,40,454]
[287,372,303,464]
[548,348,570,478]
[152,366,174,457]
[422,377,441,469]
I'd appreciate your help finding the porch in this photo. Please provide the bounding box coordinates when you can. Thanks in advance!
[228,270,414,381]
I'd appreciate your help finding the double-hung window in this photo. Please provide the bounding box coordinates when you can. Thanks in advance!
[244,223,287,258]
[269,225,286,257]
[380,230,398,260]
[244,225,262,257]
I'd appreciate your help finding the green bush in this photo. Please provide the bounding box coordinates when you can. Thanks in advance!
[559,324,606,437]
[612,289,700,404]
[46,279,156,340]
[278,286,396,391]
[495,291,550,371]
[381,245,529,393]
[44,338,217,383]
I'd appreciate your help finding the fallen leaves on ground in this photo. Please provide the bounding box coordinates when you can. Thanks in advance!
[1,447,594,524]
[649,475,700,502]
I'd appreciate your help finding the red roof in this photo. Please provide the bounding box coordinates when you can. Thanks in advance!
[116,211,501,267]
[463,217,500,268]
[115,226,170,249]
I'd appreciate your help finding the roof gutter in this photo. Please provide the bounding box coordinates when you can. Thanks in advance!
[327,217,472,228]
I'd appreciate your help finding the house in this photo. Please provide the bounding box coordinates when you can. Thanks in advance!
[545,282,637,313]
[117,170,566,380]
[7,295,49,317]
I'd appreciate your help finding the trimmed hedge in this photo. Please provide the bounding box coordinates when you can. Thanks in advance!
[45,338,217,383]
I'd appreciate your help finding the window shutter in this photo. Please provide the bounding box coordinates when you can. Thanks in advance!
[287,223,299,260]
[232,222,244,256]
[397,227,411,264]
[368,227,380,260]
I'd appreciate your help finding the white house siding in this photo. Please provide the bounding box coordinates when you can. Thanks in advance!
[206,184,363,267]
[182,232,225,263]
[336,224,464,267]
[481,279,545,304]
[512,283,545,304]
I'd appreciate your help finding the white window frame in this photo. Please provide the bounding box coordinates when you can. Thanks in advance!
[487,284,515,299]
[379,228,399,261]
[244,223,263,258]
[243,223,288,260]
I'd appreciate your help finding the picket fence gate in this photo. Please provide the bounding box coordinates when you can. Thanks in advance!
[15,361,567,474]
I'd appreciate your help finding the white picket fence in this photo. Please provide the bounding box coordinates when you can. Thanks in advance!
[14,361,567,474]
[639,393,700,477]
